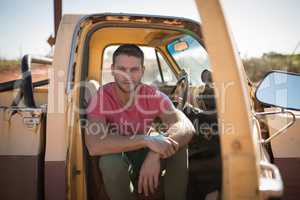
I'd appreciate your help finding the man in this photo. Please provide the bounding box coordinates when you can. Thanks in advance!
[85,44,195,200]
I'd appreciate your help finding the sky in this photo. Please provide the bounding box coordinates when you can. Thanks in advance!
[0,0,299,59]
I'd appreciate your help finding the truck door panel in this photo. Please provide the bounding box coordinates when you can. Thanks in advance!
[267,110,300,199]
[0,107,46,200]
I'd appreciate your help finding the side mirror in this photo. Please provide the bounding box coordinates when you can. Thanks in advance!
[255,71,300,110]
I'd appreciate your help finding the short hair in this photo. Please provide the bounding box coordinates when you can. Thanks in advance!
[112,44,144,66]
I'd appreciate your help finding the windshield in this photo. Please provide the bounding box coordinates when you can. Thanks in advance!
[167,35,210,85]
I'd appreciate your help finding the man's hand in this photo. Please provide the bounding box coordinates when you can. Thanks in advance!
[138,151,161,196]
[144,134,179,158]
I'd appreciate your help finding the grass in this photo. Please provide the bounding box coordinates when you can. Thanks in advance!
[0,59,20,71]
[1,52,299,82]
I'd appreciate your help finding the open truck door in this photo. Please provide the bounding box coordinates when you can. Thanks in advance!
[255,71,300,199]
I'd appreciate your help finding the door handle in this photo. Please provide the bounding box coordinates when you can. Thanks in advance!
[259,161,283,198]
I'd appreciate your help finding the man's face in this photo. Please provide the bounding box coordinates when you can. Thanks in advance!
[111,54,144,93]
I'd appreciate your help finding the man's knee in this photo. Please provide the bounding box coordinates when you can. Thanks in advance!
[99,154,129,180]
[166,146,188,169]
[99,154,134,200]
[164,147,189,182]
[163,147,188,200]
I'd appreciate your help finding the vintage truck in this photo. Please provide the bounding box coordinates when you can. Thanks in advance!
[1,0,299,200]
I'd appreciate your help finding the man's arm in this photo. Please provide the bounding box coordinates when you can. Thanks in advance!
[84,118,145,156]
[160,107,195,149]
[84,118,178,156]
[137,108,195,196]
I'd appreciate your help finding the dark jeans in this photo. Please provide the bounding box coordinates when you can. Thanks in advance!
[99,147,188,200]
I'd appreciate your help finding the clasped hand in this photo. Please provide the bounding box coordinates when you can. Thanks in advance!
[145,134,179,159]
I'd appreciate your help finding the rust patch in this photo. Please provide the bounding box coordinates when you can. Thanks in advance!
[232,140,242,152]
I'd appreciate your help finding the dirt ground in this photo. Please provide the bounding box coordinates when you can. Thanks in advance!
[0,64,49,83]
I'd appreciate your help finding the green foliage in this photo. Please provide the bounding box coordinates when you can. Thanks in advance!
[1,53,299,84]
[243,52,300,83]
[0,59,20,71]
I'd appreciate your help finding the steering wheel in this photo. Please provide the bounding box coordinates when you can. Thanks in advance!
[170,72,189,110]
[21,55,36,107]
[11,55,36,107]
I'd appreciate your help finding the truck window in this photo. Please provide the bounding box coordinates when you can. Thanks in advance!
[167,35,211,86]
[102,45,177,86]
